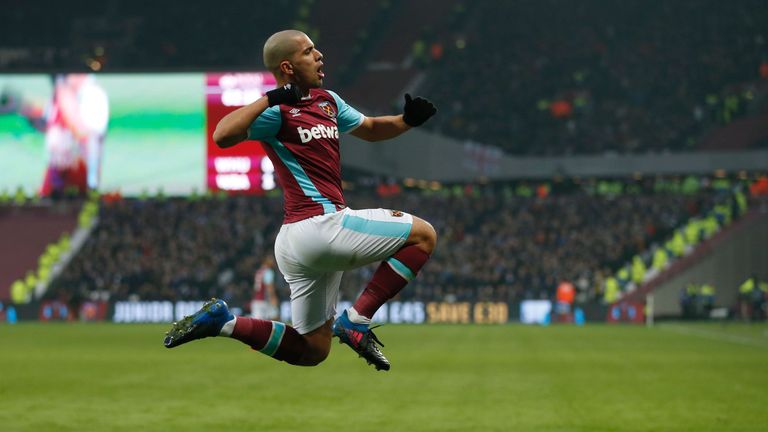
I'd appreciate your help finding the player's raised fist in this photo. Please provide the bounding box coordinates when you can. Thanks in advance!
[267,83,302,107]
[402,93,437,127]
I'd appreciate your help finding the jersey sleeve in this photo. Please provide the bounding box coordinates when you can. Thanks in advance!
[247,105,282,141]
[327,90,365,133]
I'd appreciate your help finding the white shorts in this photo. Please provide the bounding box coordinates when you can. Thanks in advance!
[251,300,278,320]
[274,207,413,334]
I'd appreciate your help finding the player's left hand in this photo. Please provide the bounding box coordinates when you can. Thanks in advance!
[402,93,437,127]
[266,83,302,107]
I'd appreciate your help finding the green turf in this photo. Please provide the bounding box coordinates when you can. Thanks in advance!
[1,322,766,432]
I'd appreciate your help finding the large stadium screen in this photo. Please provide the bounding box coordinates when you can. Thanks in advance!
[0,72,274,196]
[205,72,275,194]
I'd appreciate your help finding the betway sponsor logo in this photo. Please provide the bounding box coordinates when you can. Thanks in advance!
[297,125,339,143]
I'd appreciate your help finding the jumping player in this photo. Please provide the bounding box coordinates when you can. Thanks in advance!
[163,30,437,371]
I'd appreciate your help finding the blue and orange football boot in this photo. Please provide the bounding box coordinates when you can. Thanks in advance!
[332,310,390,371]
[163,298,234,348]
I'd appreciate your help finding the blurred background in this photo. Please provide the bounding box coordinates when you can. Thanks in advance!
[1,0,767,326]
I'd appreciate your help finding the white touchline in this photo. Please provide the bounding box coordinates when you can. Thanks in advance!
[659,324,768,349]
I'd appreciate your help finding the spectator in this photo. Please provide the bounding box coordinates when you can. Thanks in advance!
[419,0,768,155]
[48,178,728,307]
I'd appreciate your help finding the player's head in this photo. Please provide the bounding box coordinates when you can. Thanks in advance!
[263,30,324,91]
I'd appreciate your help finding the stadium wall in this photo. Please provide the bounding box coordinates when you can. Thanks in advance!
[642,210,768,316]
[0,206,79,301]
[341,130,768,181]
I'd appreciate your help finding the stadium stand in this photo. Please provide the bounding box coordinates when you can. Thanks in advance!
[4,1,765,155]
[415,0,768,155]
[2,2,765,319]
[0,0,295,70]
[41,177,750,312]
[0,201,80,301]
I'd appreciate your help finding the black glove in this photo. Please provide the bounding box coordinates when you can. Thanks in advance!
[402,93,437,127]
[266,83,302,107]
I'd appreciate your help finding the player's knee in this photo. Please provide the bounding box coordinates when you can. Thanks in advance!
[298,331,332,366]
[302,345,330,366]
[424,222,437,253]
[414,219,437,254]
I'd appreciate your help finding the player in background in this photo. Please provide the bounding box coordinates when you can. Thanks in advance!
[164,29,437,371]
[555,279,575,323]
[3,74,109,197]
[45,74,109,196]
[251,256,279,321]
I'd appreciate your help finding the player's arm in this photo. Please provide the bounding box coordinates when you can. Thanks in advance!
[57,84,90,142]
[351,115,410,142]
[20,104,47,132]
[213,96,269,148]
[213,83,302,148]
[350,94,437,143]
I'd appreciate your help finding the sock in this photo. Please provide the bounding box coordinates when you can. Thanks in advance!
[347,307,371,326]
[352,244,430,320]
[220,317,236,336]
[229,317,308,364]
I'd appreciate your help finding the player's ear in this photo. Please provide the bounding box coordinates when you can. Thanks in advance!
[279,60,294,76]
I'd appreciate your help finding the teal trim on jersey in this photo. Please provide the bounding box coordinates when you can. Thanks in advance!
[248,106,282,140]
[326,89,365,133]
[260,322,286,357]
[386,257,416,282]
[341,214,411,239]
[266,137,337,214]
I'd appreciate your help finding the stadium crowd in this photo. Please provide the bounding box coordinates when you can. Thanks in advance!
[417,0,768,155]
[48,195,283,307]
[46,179,741,310]
[343,183,730,305]
[0,0,295,70]
[3,1,765,158]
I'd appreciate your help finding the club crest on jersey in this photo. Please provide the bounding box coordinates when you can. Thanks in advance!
[318,101,336,118]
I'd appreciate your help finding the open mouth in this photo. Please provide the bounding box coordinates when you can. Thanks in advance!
[317,64,325,79]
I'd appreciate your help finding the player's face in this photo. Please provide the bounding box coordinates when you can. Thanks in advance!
[289,35,324,89]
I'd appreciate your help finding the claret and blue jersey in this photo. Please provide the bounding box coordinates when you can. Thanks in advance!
[248,88,364,223]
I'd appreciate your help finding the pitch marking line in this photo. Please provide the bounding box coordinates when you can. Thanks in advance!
[659,324,768,349]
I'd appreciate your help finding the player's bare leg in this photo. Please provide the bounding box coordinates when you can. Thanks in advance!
[164,300,333,367]
[333,216,437,370]
[403,216,438,254]
[294,319,333,365]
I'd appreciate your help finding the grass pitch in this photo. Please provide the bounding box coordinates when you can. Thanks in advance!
[1,322,767,432]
